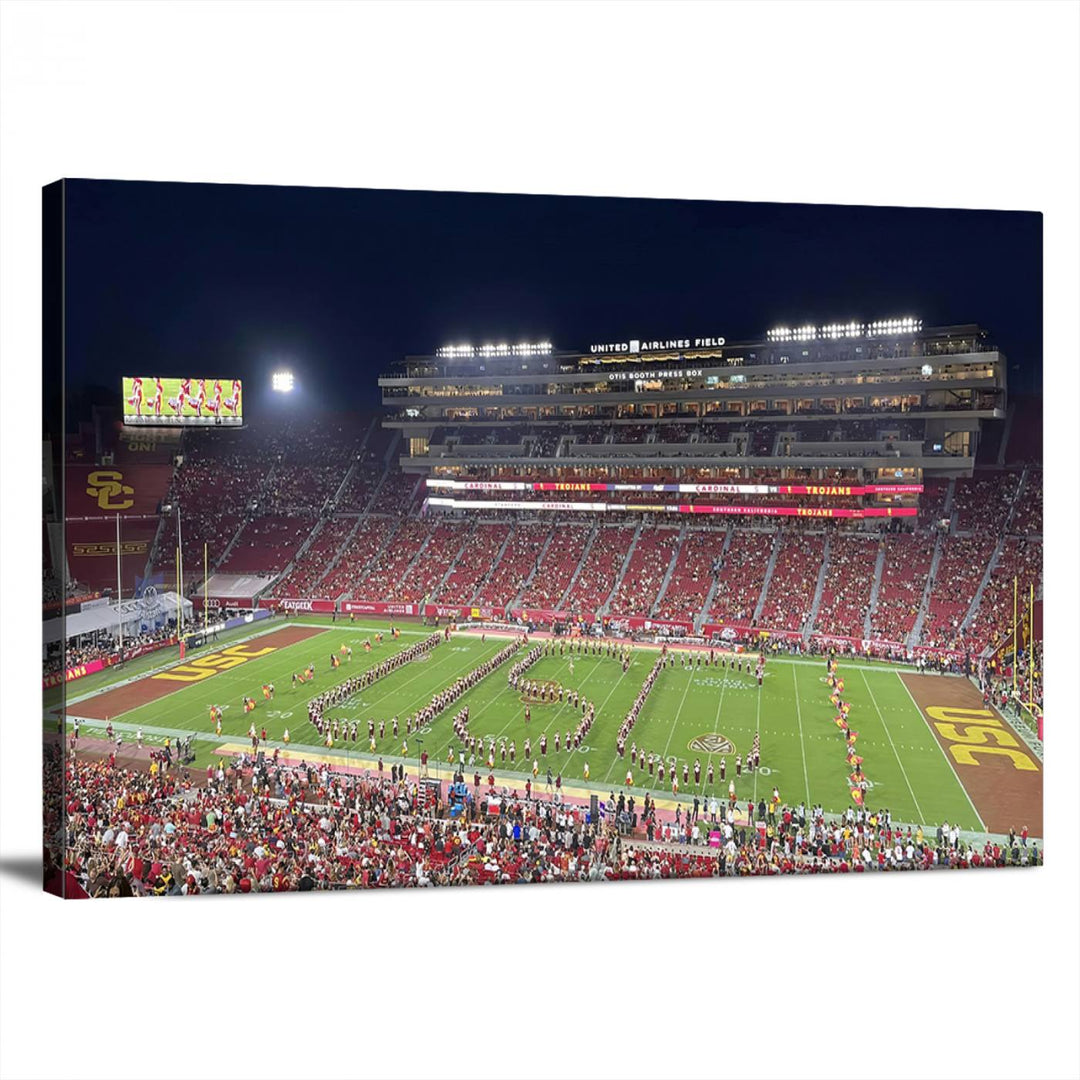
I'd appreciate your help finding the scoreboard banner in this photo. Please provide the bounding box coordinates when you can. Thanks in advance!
[426,478,922,497]
[122,377,243,426]
[426,496,917,519]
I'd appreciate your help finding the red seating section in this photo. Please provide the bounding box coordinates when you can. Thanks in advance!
[871,534,935,642]
[708,531,774,624]
[473,524,549,607]
[518,525,592,610]
[608,527,681,616]
[563,526,636,613]
[655,529,726,622]
[757,534,826,632]
[439,524,511,604]
[816,536,879,638]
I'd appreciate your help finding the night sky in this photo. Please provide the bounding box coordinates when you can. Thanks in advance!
[61,179,1043,417]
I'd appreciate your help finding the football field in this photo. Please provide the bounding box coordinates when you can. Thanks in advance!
[59,618,1040,834]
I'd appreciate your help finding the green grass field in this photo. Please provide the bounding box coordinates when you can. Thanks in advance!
[59,618,983,830]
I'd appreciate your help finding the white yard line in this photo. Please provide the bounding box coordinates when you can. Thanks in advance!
[859,668,925,823]
[608,662,691,787]
[751,678,763,802]
[561,659,634,780]
[894,671,985,830]
[700,665,731,798]
[790,664,812,808]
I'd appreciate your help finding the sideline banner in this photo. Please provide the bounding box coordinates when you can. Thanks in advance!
[260,597,336,614]
[340,600,417,616]
[427,478,924,497]
[42,636,178,689]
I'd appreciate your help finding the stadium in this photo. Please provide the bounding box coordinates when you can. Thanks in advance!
[44,318,1044,897]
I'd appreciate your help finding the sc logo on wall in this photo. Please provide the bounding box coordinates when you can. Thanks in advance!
[86,470,135,511]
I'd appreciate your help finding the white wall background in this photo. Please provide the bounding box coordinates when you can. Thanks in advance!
[2,3,1077,1078]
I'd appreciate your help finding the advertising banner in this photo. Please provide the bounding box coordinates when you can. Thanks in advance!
[192,596,255,611]
[260,597,336,614]
[340,600,417,616]
[427,478,924,497]
[42,636,178,689]
[427,496,918,519]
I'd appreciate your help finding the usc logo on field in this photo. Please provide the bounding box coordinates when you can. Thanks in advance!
[86,470,135,510]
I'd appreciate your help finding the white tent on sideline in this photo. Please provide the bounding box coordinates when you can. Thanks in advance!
[43,591,193,646]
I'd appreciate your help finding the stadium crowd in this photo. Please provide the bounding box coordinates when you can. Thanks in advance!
[46,625,177,676]
[53,748,1040,899]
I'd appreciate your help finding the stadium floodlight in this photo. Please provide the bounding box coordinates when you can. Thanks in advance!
[770,317,921,342]
[437,341,552,359]
[272,370,294,392]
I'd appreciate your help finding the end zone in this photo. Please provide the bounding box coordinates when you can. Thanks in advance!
[901,673,1042,837]
[72,625,328,720]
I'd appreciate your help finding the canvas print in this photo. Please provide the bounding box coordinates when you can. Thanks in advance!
[42,181,1043,898]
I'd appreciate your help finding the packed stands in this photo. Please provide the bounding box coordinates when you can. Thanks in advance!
[54,750,1036,900]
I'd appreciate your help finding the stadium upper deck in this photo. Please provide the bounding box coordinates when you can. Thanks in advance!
[380,319,1004,479]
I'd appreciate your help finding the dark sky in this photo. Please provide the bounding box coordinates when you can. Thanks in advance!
[61,179,1042,416]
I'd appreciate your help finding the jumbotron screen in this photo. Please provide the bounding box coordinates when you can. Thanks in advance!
[122,377,243,426]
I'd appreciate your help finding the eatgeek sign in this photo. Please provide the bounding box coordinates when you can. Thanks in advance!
[589,336,725,356]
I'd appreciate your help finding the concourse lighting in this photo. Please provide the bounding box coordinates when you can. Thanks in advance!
[272,370,294,393]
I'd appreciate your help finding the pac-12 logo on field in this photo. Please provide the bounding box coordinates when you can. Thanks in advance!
[689,733,735,754]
